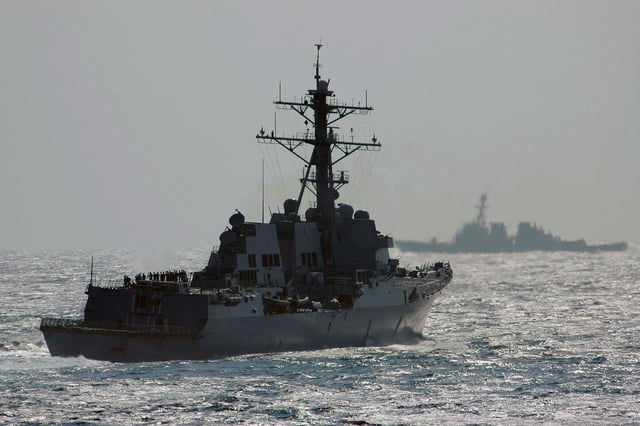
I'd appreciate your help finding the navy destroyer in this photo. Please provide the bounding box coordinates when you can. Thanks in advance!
[398,193,627,253]
[40,46,452,362]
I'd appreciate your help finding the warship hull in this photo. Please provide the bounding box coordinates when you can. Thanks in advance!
[41,290,441,362]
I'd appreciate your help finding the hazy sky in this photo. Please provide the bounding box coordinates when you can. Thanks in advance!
[1,1,639,250]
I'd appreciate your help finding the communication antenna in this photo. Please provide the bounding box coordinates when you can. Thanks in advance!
[89,256,94,287]
[314,43,323,81]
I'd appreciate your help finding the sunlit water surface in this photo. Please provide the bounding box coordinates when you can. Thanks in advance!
[1,247,639,425]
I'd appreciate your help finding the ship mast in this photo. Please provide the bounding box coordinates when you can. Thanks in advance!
[476,193,488,227]
[256,44,380,265]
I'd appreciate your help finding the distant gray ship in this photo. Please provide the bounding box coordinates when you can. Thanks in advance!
[40,46,452,362]
[397,194,627,253]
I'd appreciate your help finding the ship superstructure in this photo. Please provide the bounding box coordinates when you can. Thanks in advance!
[40,46,452,362]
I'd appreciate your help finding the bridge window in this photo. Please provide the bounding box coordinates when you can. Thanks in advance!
[238,270,258,286]
[356,269,370,284]
[301,252,319,267]
[261,253,281,267]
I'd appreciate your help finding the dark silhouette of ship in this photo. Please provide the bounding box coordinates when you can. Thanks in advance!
[397,194,627,253]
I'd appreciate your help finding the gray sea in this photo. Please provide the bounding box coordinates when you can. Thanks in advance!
[1,246,639,425]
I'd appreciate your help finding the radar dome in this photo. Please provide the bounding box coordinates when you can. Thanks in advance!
[354,210,370,220]
[305,208,320,222]
[337,204,354,219]
[284,199,297,215]
[229,212,245,228]
[219,230,236,245]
